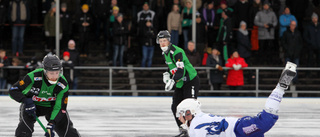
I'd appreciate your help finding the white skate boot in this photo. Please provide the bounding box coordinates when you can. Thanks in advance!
[278,62,297,89]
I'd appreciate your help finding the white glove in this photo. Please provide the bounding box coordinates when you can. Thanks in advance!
[237,64,242,70]
[45,31,49,37]
[163,72,170,84]
[165,79,175,91]
[59,33,63,40]
[232,64,237,70]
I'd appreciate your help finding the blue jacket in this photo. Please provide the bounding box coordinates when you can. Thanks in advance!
[279,14,297,37]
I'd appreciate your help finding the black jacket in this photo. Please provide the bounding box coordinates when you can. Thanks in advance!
[282,28,303,59]
[139,24,156,46]
[92,0,110,19]
[112,20,129,46]
[237,31,251,58]
[206,54,224,84]
[303,22,320,50]
[76,12,93,32]
[60,11,73,35]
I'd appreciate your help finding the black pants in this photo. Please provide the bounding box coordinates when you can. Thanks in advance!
[15,103,80,137]
[79,31,89,54]
[171,75,200,128]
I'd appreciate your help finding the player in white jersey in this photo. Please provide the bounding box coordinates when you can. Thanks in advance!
[176,62,297,137]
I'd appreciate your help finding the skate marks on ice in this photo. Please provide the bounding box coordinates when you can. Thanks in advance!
[0,96,319,137]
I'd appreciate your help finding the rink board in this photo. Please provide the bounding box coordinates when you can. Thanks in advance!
[0,96,319,137]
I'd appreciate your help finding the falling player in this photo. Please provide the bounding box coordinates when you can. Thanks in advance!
[9,54,80,137]
[176,62,297,137]
[157,30,200,137]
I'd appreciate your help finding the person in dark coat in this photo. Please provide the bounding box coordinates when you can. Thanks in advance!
[140,16,156,67]
[201,0,215,47]
[233,0,250,28]
[303,13,320,67]
[195,12,207,60]
[66,39,80,89]
[237,21,251,62]
[112,13,129,67]
[186,41,202,67]
[76,4,92,57]
[281,20,302,83]
[60,3,73,50]
[206,48,224,90]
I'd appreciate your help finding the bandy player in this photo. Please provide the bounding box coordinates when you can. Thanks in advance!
[176,62,297,137]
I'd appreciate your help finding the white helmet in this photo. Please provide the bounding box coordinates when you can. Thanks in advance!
[176,98,202,117]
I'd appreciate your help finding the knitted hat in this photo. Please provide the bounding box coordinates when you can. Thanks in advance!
[113,6,119,11]
[63,51,70,58]
[82,4,89,10]
[51,3,56,9]
[68,40,75,45]
[220,0,227,5]
[312,12,318,19]
[240,21,247,26]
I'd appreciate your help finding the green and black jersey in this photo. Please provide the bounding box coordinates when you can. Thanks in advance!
[9,68,69,124]
[163,44,197,88]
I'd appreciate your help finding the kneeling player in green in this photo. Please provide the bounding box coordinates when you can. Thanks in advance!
[9,54,80,137]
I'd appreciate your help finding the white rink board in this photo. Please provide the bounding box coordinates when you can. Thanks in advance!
[0,96,320,137]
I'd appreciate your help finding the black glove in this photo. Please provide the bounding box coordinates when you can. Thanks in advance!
[45,123,55,137]
[23,98,36,116]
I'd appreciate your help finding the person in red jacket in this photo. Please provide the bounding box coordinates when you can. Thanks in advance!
[225,51,248,90]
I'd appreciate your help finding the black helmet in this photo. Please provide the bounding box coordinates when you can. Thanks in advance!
[42,54,62,71]
[156,30,171,44]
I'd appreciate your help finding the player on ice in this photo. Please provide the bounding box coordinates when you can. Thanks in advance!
[157,30,200,137]
[176,62,297,137]
[9,54,80,137]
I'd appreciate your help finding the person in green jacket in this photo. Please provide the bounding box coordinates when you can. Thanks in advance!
[9,54,80,137]
[157,30,200,137]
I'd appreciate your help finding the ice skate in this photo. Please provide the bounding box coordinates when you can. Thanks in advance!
[278,62,297,89]
[175,128,188,137]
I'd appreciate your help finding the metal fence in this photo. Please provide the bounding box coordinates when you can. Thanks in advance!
[1,66,320,97]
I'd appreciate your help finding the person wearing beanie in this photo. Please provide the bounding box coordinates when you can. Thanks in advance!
[303,12,320,68]
[66,39,80,89]
[60,2,73,50]
[112,12,129,67]
[76,4,92,57]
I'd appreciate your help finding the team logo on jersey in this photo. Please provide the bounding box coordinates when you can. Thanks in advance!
[170,68,178,75]
[32,96,56,102]
[19,80,24,86]
[195,119,229,135]
[57,82,66,89]
[34,77,42,81]
[243,124,260,135]
[64,97,68,104]
[10,87,18,90]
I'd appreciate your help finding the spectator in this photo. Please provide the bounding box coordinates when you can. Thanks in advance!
[167,4,181,46]
[181,0,193,49]
[225,51,248,90]
[254,0,278,64]
[60,3,73,50]
[76,4,92,57]
[206,48,224,90]
[248,0,262,53]
[61,51,74,88]
[281,20,302,83]
[140,17,156,67]
[44,3,62,53]
[92,0,110,57]
[303,13,320,67]
[25,56,42,71]
[6,57,20,90]
[237,21,251,63]
[8,0,30,57]
[279,7,297,38]
[66,39,80,89]
[216,0,234,26]
[216,10,234,63]
[108,6,120,58]
[233,0,250,28]
[137,2,156,33]
[61,0,77,15]
[0,0,9,48]
[201,0,215,47]
[112,13,129,67]
[269,0,281,17]
[0,49,9,90]
[186,41,202,67]
[194,12,207,59]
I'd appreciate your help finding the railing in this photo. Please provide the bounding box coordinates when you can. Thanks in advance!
[1,66,320,97]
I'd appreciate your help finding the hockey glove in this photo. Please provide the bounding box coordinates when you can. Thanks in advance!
[23,98,36,116]
[165,79,175,91]
[163,72,170,84]
[45,123,55,137]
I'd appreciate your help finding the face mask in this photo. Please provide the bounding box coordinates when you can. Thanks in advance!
[161,46,168,52]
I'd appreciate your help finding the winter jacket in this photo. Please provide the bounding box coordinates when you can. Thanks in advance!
[202,7,215,27]
[225,56,248,86]
[216,17,233,43]
[76,12,93,33]
[44,12,62,37]
[8,0,29,24]
[303,22,320,50]
[139,24,156,46]
[61,59,74,83]
[167,11,182,34]
[181,7,192,29]
[66,49,80,77]
[237,31,251,58]
[206,54,224,84]
[281,28,303,59]
[254,9,278,40]
[233,1,250,28]
[92,0,110,19]
[60,11,73,35]
[279,14,297,37]
[185,50,201,67]
[112,20,129,46]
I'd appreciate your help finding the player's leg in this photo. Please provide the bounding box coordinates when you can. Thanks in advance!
[54,111,81,137]
[182,75,200,99]
[172,88,184,127]
[15,104,36,137]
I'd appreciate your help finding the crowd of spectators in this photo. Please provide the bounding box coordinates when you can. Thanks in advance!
[0,0,319,90]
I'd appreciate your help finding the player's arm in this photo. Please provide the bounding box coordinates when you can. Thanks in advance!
[9,75,34,103]
[49,81,69,125]
[173,52,185,81]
